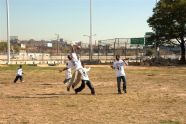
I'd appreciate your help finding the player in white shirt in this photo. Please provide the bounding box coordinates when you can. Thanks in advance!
[74,63,95,95]
[59,61,72,85]
[63,45,85,91]
[14,65,24,83]
[111,55,128,94]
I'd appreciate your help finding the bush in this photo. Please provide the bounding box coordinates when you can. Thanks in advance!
[146,49,154,56]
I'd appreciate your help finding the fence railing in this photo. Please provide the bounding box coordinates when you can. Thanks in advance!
[0,38,182,64]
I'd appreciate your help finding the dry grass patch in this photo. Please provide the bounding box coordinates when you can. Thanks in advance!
[0,65,185,123]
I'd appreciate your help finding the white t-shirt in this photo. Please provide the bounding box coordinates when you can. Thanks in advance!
[71,53,83,70]
[17,68,23,76]
[113,59,126,77]
[80,67,90,81]
[65,62,72,79]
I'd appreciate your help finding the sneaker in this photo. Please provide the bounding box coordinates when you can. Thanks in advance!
[91,92,95,95]
[75,91,78,94]
[91,89,95,95]
[118,92,122,94]
[67,87,70,91]
[92,93,95,95]
[73,88,78,94]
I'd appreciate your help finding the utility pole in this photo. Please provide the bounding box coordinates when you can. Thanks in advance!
[6,0,10,64]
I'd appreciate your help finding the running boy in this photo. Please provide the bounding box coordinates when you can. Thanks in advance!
[111,55,128,94]
[14,65,24,83]
[74,63,95,95]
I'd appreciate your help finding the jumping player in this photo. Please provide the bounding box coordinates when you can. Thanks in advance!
[14,65,24,83]
[74,63,95,95]
[111,55,128,94]
[63,44,84,91]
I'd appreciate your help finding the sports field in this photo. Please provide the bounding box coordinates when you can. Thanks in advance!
[0,65,185,124]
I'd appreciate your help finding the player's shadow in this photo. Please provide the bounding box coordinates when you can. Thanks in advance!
[40,83,62,86]
[7,92,67,99]
[96,93,120,95]
[7,95,60,99]
[7,92,125,99]
[40,83,52,85]
[36,93,66,96]
[71,92,119,96]
[0,82,7,84]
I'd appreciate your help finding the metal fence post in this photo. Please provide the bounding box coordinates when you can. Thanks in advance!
[114,39,116,56]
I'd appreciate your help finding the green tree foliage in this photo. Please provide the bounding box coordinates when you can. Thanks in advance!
[0,42,21,53]
[145,32,156,46]
[13,44,20,53]
[147,0,186,63]
[0,42,7,53]
[146,48,154,56]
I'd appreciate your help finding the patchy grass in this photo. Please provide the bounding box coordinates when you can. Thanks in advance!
[0,65,186,123]
[160,120,180,124]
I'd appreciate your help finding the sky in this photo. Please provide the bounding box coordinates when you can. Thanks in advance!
[0,0,157,42]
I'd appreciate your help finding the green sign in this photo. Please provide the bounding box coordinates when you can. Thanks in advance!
[130,38,144,45]
[145,38,154,45]
[145,32,155,45]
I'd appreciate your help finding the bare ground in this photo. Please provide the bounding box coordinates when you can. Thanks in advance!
[0,65,185,124]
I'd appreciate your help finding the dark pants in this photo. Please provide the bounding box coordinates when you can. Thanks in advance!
[117,76,127,93]
[75,80,95,95]
[14,75,23,83]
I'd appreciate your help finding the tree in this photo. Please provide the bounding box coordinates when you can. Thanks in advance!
[147,0,186,63]
[13,44,20,53]
[0,42,7,53]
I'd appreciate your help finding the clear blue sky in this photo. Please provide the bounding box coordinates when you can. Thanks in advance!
[0,0,157,42]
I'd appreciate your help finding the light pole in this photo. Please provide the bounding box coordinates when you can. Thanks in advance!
[83,34,96,40]
[55,34,59,55]
[6,0,10,64]
[83,34,96,59]
[89,0,93,61]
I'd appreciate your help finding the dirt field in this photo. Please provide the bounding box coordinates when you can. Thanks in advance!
[0,65,185,124]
